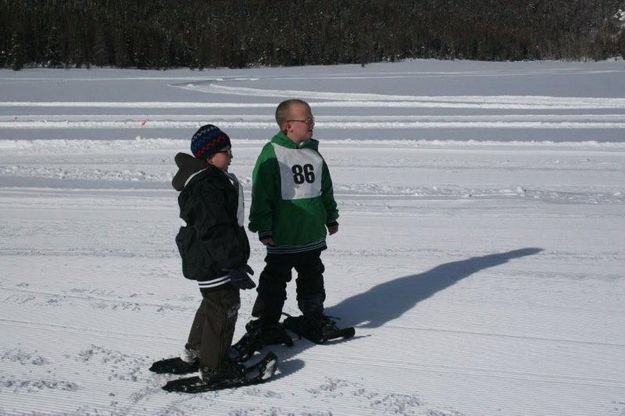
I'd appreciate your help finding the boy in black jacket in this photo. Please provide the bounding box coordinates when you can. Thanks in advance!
[150,125,259,387]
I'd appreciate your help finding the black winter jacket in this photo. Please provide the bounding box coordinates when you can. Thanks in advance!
[174,156,250,285]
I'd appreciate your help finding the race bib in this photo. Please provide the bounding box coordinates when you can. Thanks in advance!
[272,144,323,200]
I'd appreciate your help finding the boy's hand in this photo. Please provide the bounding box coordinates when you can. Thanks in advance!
[327,223,339,235]
[260,237,275,246]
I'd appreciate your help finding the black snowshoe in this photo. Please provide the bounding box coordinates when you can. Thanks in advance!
[229,319,293,363]
[162,352,278,393]
[282,315,355,344]
[149,357,199,375]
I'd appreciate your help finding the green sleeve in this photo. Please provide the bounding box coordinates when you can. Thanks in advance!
[248,144,278,235]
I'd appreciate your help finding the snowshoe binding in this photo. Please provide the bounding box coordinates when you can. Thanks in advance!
[149,357,199,375]
[282,315,355,344]
[150,344,200,374]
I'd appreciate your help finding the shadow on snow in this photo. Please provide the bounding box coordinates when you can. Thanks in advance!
[327,247,543,328]
[273,247,543,376]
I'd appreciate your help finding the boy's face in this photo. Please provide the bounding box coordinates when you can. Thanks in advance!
[208,148,232,172]
[285,103,314,143]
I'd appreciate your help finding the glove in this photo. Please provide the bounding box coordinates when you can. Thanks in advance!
[260,236,275,246]
[327,222,339,235]
[228,265,256,290]
[259,232,274,246]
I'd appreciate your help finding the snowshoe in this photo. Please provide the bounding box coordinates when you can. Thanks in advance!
[282,315,355,344]
[229,319,293,362]
[149,357,199,375]
[162,352,278,393]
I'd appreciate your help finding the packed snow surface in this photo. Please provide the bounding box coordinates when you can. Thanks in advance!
[1,60,624,415]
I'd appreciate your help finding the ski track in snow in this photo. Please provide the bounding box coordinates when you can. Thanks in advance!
[1,62,625,415]
[2,62,625,142]
[2,94,625,131]
[2,139,624,416]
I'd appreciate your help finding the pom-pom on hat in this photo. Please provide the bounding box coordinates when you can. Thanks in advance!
[190,124,231,160]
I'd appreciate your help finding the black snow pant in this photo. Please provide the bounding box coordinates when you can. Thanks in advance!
[251,249,326,326]
[187,284,240,370]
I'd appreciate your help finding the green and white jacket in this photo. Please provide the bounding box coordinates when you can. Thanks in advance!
[249,132,339,254]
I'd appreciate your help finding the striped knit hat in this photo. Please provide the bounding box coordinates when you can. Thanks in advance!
[190,124,231,160]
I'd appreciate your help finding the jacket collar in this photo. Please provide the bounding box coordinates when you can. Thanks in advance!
[186,164,225,187]
[271,131,319,150]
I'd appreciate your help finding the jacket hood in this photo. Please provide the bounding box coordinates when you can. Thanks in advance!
[172,152,209,191]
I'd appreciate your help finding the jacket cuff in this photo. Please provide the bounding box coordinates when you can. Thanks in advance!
[327,221,339,227]
[258,231,272,241]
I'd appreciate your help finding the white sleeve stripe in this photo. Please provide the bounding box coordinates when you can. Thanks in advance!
[197,274,231,288]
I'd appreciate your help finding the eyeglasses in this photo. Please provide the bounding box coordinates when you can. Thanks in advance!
[215,149,233,157]
[287,117,315,125]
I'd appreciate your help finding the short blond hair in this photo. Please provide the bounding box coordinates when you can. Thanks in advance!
[275,99,310,129]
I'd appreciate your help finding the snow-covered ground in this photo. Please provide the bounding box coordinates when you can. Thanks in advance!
[1,60,624,415]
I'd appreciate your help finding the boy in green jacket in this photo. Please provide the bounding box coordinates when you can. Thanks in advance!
[231,99,342,360]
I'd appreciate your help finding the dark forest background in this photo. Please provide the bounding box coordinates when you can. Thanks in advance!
[2,0,624,70]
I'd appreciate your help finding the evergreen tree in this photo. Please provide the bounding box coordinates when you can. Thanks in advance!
[1,0,623,69]
[45,25,63,67]
[8,32,25,71]
[92,25,109,67]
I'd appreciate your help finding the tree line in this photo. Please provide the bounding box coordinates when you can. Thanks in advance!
[1,0,624,70]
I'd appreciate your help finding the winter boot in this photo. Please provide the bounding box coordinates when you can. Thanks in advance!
[261,322,294,346]
[229,319,293,362]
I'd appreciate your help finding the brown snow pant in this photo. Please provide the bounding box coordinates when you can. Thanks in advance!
[187,284,240,369]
